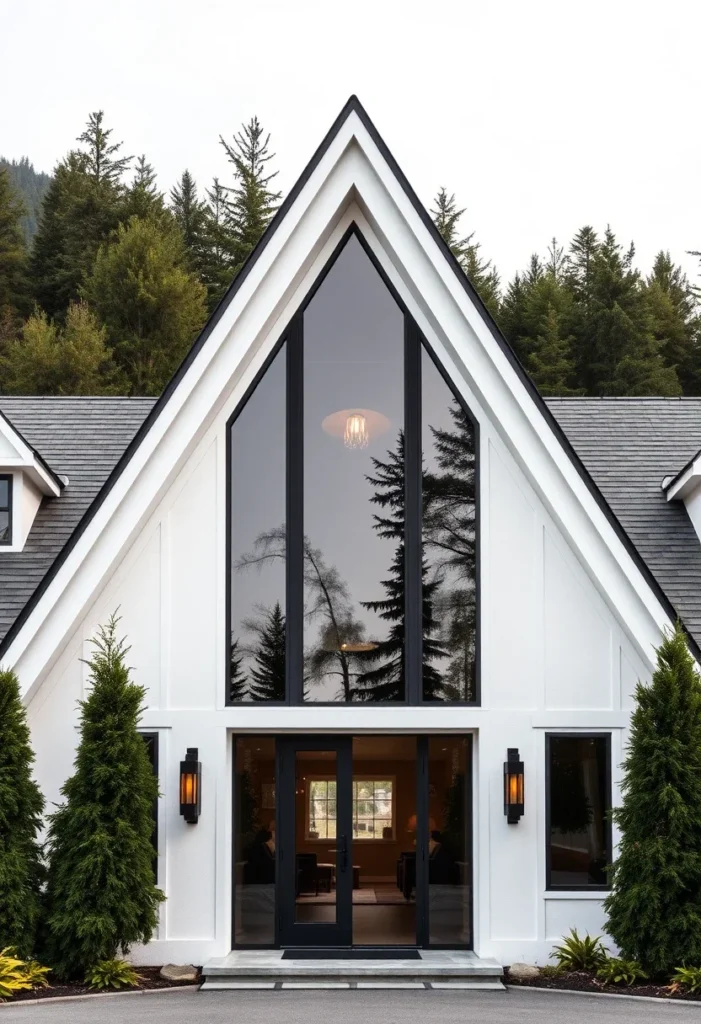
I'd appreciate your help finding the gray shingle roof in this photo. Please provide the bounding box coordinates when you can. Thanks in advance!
[1,394,701,655]
[545,397,701,646]
[0,397,156,645]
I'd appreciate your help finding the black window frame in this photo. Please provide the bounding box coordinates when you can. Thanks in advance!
[545,732,612,892]
[0,474,12,546]
[140,731,160,883]
[226,223,480,707]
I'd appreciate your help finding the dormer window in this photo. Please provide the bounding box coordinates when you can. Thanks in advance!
[0,475,11,545]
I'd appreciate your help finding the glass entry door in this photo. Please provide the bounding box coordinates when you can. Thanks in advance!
[277,737,353,947]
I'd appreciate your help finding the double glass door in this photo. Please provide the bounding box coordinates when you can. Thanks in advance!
[278,737,354,946]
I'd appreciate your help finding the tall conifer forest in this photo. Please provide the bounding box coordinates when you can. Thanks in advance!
[0,112,699,397]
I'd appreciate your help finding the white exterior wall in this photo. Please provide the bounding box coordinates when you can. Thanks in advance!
[23,370,650,966]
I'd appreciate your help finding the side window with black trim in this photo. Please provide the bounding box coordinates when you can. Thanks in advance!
[0,475,11,545]
[141,732,159,882]
[546,734,611,890]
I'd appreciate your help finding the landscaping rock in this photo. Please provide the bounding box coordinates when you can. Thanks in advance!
[509,962,540,981]
[160,963,199,982]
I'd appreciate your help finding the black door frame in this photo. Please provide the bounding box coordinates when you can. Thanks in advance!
[277,736,354,947]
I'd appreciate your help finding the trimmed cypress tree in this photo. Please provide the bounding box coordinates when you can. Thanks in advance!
[0,668,45,958]
[43,616,164,979]
[604,624,701,975]
[248,602,286,702]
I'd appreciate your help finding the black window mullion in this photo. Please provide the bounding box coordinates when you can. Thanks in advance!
[286,315,304,704]
[0,474,12,546]
[404,318,422,704]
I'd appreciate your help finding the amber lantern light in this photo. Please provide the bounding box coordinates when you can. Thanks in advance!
[180,748,201,824]
[504,748,524,824]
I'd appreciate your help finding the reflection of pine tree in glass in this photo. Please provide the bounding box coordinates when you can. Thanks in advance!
[248,602,286,702]
[229,637,247,701]
[551,751,593,835]
[354,432,447,702]
[422,400,477,701]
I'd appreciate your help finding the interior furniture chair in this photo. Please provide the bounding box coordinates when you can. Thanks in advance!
[295,853,319,896]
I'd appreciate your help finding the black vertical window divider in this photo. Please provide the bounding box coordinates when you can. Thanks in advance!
[416,735,430,946]
[286,315,304,704]
[404,319,423,705]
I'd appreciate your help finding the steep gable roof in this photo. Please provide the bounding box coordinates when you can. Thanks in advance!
[0,96,690,682]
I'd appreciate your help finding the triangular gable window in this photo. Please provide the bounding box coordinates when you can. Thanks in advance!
[228,228,478,705]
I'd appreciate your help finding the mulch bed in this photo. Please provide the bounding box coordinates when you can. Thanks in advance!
[505,967,701,1001]
[8,966,201,1002]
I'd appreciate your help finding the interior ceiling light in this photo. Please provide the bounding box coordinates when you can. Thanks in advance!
[321,408,391,450]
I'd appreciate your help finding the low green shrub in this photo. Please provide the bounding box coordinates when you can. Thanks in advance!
[0,948,51,1001]
[85,958,143,991]
[550,929,608,971]
[597,957,647,986]
[669,966,701,994]
[539,964,562,978]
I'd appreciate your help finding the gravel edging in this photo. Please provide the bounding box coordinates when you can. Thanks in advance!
[506,984,700,1006]
[0,985,200,1008]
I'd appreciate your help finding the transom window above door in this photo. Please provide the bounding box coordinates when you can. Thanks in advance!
[228,227,479,705]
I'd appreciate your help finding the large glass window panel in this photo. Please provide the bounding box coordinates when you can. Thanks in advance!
[229,345,286,702]
[547,735,610,889]
[234,738,277,944]
[428,736,471,946]
[296,751,338,923]
[421,348,477,701]
[303,235,405,702]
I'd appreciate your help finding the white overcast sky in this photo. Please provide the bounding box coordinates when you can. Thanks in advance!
[2,0,699,284]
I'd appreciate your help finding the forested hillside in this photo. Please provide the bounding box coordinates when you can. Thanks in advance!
[0,157,51,242]
[0,111,698,397]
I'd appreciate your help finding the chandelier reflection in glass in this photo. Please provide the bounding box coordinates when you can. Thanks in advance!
[344,412,369,449]
[321,408,391,450]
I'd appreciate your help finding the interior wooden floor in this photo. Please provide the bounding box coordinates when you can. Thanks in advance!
[294,902,417,945]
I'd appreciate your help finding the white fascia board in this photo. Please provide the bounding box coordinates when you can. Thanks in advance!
[0,418,61,497]
[5,113,671,692]
[665,458,701,501]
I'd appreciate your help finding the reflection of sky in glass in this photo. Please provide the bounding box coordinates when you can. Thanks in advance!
[230,344,286,695]
[303,236,404,701]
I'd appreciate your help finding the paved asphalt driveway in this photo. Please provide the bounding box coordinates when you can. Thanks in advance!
[1,988,699,1023]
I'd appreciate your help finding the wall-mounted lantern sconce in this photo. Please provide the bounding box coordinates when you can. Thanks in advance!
[179,748,201,824]
[504,747,524,824]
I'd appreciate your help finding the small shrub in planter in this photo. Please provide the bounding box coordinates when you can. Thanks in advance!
[86,958,142,991]
[550,929,608,971]
[669,966,701,994]
[596,957,648,986]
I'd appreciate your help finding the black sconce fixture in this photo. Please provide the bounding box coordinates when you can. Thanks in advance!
[180,748,201,824]
[504,747,524,824]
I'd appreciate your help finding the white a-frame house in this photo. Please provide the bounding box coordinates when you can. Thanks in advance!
[0,97,685,973]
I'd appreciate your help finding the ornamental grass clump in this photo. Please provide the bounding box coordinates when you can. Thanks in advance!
[668,965,701,994]
[85,958,142,991]
[604,624,701,976]
[43,616,165,980]
[0,668,45,958]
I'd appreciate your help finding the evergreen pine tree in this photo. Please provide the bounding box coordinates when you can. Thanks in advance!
[431,187,500,317]
[604,624,701,975]
[0,167,28,316]
[644,251,701,394]
[0,157,52,243]
[170,170,209,280]
[248,603,286,702]
[31,112,131,319]
[123,155,165,221]
[528,303,582,396]
[229,637,247,701]
[354,432,447,702]
[219,117,281,274]
[0,668,45,958]
[0,302,121,395]
[84,215,207,394]
[43,616,165,979]
[202,177,237,309]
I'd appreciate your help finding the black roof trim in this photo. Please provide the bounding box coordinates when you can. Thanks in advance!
[663,444,701,494]
[0,406,64,492]
[0,95,693,662]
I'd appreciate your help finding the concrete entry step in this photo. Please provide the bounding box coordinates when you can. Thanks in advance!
[200,950,505,991]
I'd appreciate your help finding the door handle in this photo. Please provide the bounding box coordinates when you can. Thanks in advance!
[339,834,348,872]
